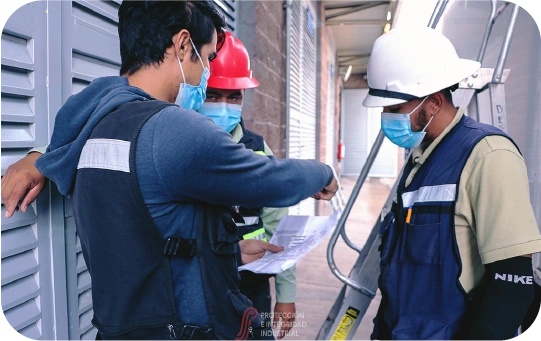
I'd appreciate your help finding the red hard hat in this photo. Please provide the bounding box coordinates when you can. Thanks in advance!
[208,32,259,90]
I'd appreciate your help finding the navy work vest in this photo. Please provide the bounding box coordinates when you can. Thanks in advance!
[373,115,516,340]
[72,100,261,339]
[236,121,274,289]
[237,119,266,240]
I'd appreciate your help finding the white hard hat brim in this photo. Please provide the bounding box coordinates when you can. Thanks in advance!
[362,58,481,108]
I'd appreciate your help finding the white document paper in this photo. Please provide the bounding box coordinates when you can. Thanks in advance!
[238,212,340,274]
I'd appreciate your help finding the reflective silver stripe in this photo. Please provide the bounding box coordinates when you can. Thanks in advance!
[401,184,456,207]
[235,216,260,227]
[78,138,131,173]
[251,234,267,241]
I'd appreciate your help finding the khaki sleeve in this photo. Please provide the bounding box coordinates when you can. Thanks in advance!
[260,140,296,302]
[263,141,274,157]
[464,136,541,264]
[27,146,48,155]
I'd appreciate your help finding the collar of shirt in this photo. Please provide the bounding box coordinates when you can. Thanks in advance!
[405,107,465,188]
[411,106,465,166]
[230,123,243,143]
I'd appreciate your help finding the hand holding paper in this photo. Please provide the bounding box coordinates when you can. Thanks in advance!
[239,212,340,274]
[239,239,284,264]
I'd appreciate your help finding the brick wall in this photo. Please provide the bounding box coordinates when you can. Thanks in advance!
[237,1,287,158]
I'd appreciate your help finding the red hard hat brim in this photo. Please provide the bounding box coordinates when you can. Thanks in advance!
[207,76,259,90]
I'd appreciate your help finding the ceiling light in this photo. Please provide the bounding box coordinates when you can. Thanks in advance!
[383,23,391,34]
[387,11,391,21]
[344,65,353,82]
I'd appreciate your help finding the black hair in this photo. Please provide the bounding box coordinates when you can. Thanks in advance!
[118,1,226,76]
[440,83,458,105]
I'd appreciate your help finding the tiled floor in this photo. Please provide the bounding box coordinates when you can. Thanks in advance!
[269,175,395,340]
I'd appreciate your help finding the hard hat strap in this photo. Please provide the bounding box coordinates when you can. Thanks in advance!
[369,88,419,102]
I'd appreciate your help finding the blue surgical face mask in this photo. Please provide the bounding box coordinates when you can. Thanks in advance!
[381,97,433,149]
[175,38,209,112]
[199,102,243,133]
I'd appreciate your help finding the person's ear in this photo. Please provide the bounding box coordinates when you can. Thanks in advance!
[428,92,444,116]
[172,29,191,61]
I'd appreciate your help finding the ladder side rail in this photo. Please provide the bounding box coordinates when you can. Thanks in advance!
[493,4,520,83]
[427,0,449,29]
[326,130,386,296]
[476,0,497,63]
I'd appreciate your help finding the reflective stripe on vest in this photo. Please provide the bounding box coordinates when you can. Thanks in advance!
[242,227,268,242]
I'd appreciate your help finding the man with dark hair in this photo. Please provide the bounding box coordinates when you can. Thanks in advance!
[118,0,225,75]
[1,1,338,340]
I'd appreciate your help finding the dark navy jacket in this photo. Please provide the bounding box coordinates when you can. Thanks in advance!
[73,100,264,339]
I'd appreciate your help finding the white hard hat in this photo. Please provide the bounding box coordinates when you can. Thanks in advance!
[363,27,481,108]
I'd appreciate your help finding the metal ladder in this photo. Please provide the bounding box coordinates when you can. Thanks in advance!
[317,1,519,339]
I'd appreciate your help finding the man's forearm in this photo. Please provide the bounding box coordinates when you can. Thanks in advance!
[466,256,535,340]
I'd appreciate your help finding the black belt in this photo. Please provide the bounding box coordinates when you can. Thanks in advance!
[177,324,215,340]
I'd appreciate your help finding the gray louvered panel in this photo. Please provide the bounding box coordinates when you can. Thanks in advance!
[72,52,120,83]
[1,10,43,319]
[1,96,34,123]
[1,2,42,39]
[79,308,94,336]
[18,323,41,340]
[75,233,82,253]
[1,251,38,286]
[74,0,120,24]
[76,251,88,274]
[3,298,41,332]
[1,68,35,97]
[1,122,34,148]
[78,288,93,315]
[1,225,38,259]
[1,275,40,311]
[0,206,37,231]
[1,33,33,70]
[71,20,121,66]
[77,270,92,294]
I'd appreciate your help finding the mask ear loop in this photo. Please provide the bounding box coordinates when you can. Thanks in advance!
[409,96,428,116]
[189,38,206,69]
[408,96,433,132]
[176,55,186,84]
[421,114,435,133]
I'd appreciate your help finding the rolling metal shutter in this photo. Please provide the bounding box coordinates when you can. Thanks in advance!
[213,0,238,33]
[326,62,336,166]
[286,0,318,215]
